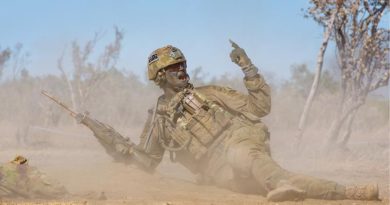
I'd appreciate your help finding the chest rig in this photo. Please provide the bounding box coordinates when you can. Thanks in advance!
[158,88,234,161]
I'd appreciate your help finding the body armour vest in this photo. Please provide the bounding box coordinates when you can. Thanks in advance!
[156,88,236,162]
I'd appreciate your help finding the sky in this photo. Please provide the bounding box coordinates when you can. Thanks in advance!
[0,0,339,82]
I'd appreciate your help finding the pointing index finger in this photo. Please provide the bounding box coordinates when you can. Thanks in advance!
[229,39,240,49]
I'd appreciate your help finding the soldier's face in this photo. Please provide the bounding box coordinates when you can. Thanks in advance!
[164,62,189,89]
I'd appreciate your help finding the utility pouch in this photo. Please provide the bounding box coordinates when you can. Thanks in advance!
[162,89,234,160]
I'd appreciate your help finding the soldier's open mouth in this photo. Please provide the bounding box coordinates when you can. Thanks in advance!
[178,72,188,80]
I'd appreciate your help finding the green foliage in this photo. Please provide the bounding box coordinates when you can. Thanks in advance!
[320,70,339,94]
[283,63,339,98]
[285,64,314,97]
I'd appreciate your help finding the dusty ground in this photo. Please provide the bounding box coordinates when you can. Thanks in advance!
[0,123,388,205]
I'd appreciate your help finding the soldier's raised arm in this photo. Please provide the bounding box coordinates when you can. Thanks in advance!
[228,40,271,118]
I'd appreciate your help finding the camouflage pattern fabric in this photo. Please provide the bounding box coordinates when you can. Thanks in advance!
[0,156,68,199]
[147,45,186,80]
[131,73,347,200]
[82,43,379,201]
[93,61,348,200]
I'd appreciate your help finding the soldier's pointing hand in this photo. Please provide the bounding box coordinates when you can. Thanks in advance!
[229,39,252,68]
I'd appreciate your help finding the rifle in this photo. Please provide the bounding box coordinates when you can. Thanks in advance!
[41,90,153,169]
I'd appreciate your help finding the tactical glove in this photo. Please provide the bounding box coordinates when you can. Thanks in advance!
[229,39,252,67]
[229,39,258,78]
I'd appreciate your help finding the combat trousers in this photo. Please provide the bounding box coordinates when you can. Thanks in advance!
[203,120,346,200]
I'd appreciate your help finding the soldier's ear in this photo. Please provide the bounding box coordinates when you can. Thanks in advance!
[154,70,167,87]
[157,70,166,79]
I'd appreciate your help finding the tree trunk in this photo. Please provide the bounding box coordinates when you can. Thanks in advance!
[325,98,363,151]
[339,109,358,150]
[326,111,344,148]
[295,9,338,146]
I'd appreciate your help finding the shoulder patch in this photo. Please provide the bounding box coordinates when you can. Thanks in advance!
[148,53,159,64]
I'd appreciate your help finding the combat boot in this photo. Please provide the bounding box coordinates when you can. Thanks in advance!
[345,184,379,200]
[266,183,306,202]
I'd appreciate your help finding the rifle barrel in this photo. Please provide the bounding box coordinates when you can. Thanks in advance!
[41,90,77,117]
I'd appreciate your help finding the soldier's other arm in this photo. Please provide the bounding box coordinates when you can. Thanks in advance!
[111,108,165,172]
[79,109,164,173]
[135,108,165,171]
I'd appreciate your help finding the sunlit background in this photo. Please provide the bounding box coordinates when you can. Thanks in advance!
[1,0,336,82]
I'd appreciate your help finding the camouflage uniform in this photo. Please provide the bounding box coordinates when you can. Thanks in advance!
[0,156,67,199]
[135,72,347,200]
[89,44,378,201]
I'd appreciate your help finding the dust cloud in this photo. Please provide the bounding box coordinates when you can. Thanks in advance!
[0,67,388,204]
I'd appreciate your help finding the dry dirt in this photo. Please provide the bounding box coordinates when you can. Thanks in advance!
[0,124,388,205]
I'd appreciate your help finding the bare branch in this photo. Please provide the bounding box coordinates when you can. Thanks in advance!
[363,0,373,15]
[369,69,390,91]
[98,27,124,70]
[57,48,79,123]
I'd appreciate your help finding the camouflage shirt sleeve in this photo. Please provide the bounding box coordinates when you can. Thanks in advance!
[200,73,271,119]
[242,73,271,118]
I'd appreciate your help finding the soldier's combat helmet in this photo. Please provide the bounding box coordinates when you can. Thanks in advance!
[11,155,28,165]
[147,45,186,80]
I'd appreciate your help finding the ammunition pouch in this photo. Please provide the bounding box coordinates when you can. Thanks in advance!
[159,89,234,161]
